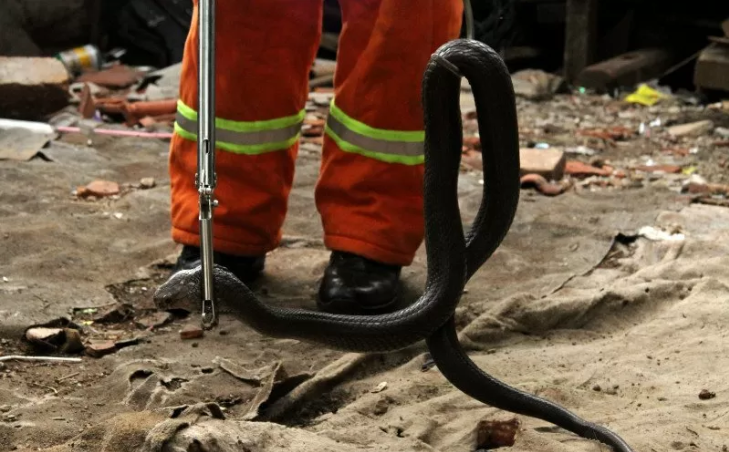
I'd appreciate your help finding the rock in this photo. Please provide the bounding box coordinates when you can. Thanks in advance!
[0,57,70,120]
[667,120,714,137]
[475,418,520,449]
[85,341,117,358]
[715,127,729,139]
[180,325,204,340]
[699,389,716,400]
[77,180,121,198]
[519,148,566,180]
[139,177,156,189]
[511,69,565,101]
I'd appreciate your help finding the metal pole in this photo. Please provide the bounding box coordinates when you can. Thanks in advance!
[198,0,218,329]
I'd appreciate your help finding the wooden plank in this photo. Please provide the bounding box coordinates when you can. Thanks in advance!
[576,48,675,91]
[564,0,598,83]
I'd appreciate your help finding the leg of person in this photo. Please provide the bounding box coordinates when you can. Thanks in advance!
[169,0,322,283]
[316,0,463,313]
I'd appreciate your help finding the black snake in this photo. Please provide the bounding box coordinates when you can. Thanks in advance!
[154,39,634,452]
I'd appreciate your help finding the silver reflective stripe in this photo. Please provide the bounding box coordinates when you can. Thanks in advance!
[175,112,301,145]
[326,114,424,157]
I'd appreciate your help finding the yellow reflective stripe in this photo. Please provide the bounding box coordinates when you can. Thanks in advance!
[325,126,424,166]
[174,123,300,155]
[174,100,303,154]
[329,100,425,142]
[176,100,305,133]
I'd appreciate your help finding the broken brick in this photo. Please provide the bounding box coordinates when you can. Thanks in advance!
[463,136,481,151]
[302,125,324,137]
[461,150,482,171]
[77,180,121,198]
[180,325,204,340]
[123,100,177,126]
[78,83,96,119]
[565,160,611,178]
[76,65,142,89]
[0,57,70,120]
[135,311,172,329]
[85,341,117,358]
[519,148,566,180]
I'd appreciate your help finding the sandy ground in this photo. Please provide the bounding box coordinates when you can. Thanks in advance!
[1,92,728,452]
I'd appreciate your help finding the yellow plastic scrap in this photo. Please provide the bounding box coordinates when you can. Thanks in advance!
[624,84,668,106]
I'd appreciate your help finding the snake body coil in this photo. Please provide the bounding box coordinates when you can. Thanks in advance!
[155,39,634,452]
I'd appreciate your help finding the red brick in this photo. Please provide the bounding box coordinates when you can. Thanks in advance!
[85,341,117,358]
[519,148,566,180]
[180,325,204,340]
[565,160,611,177]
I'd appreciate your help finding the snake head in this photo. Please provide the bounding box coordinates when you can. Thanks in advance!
[153,267,203,313]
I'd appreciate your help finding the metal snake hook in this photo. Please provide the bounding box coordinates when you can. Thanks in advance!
[198,0,218,330]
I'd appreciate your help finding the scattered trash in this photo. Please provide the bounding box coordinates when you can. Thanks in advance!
[475,418,521,449]
[699,389,716,400]
[76,180,121,198]
[371,382,388,393]
[564,145,598,156]
[180,325,204,340]
[625,84,669,106]
[55,45,102,75]
[637,226,685,242]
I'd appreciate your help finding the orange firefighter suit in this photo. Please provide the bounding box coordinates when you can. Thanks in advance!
[169,0,463,266]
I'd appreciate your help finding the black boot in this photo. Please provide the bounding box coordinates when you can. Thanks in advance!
[172,245,265,284]
[317,251,401,314]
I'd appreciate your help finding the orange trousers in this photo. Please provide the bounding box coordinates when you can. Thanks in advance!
[169,0,462,266]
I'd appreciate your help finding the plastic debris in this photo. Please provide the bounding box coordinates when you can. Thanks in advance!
[624,84,669,106]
